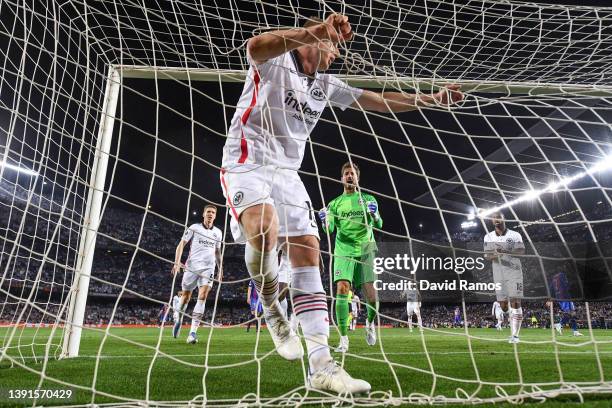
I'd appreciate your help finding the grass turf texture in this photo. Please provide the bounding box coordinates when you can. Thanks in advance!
[1,327,612,407]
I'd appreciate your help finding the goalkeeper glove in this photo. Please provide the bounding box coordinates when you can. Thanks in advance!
[318,207,328,223]
[366,201,379,221]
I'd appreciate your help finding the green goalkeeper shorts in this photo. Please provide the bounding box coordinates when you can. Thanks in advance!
[333,252,376,289]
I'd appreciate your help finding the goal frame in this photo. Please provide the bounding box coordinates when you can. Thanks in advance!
[59,63,612,358]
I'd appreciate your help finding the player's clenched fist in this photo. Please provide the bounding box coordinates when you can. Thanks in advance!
[323,13,353,42]
[435,84,464,106]
[318,207,328,223]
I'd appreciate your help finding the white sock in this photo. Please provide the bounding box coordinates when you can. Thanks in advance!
[510,307,523,337]
[291,266,331,372]
[175,300,187,321]
[417,313,423,328]
[279,297,288,319]
[245,243,278,307]
[190,299,206,334]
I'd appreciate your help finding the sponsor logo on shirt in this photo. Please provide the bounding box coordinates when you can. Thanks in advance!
[340,210,365,218]
[197,238,216,248]
[284,90,322,125]
[310,87,325,101]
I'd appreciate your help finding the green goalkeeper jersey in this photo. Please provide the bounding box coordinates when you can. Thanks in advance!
[323,192,383,257]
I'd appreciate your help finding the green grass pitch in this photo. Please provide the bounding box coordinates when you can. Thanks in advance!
[1,326,612,407]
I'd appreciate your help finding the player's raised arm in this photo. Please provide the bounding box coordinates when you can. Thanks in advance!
[246,284,252,305]
[353,85,463,113]
[247,14,353,65]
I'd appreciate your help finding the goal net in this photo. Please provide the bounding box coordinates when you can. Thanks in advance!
[1,0,612,406]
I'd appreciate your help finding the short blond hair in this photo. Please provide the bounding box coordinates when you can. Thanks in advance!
[203,204,217,212]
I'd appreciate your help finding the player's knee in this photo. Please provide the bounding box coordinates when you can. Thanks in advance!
[336,281,350,294]
[287,235,319,267]
[241,205,278,251]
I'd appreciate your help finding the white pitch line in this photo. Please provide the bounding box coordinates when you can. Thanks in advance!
[6,350,612,360]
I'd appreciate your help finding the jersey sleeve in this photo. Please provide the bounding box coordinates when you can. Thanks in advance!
[246,48,286,79]
[323,74,364,111]
[512,231,525,249]
[483,233,495,251]
[182,226,194,243]
[215,229,222,249]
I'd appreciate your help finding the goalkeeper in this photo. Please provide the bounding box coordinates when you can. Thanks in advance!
[319,162,382,353]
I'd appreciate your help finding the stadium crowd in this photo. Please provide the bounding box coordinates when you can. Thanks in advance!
[2,179,612,330]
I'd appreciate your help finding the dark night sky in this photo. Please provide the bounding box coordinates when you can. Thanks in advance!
[2,0,611,243]
[106,74,612,242]
[107,77,493,238]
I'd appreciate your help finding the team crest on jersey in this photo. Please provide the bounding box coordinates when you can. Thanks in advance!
[310,87,325,101]
[335,269,341,277]
[233,191,244,206]
[358,197,364,205]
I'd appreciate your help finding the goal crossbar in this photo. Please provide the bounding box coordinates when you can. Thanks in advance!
[116,65,612,96]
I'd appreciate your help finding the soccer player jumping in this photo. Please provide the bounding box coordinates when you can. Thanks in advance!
[319,162,382,353]
[220,13,463,394]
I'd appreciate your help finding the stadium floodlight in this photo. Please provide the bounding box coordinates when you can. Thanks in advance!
[467,209,476,220]
[480,154,612,218]
[0,160,38,176]
[461,221,477,229]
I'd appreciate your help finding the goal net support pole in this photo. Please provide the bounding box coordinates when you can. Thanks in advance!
[61,67,121,358]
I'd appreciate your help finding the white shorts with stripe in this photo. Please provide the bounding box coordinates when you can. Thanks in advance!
[220,164,320,243]
[182,268,214,291]
[406,301,421,316]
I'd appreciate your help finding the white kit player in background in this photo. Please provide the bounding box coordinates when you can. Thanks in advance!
[171,205,223,344]
[278,245,299,331]
[350,294,360,331]
[172,291,183,321]
[402,287,423,332]
[484,211,525,344]
[219,13,463,394]
[492,300,505,330]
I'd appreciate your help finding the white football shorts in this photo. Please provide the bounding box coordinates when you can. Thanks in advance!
[220,164,320,242]
[182,268,215,291]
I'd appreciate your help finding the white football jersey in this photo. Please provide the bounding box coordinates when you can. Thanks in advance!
[222,50,363,170]
[182,223,222,271]
[403,288,419,302]
[484,229,524,274]
[351,296,359,312]
[492,301,503,315]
